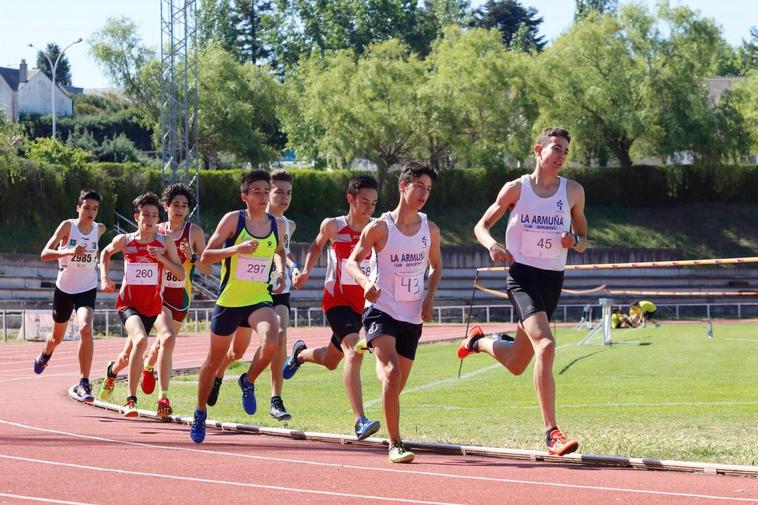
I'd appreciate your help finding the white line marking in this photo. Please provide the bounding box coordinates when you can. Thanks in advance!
[0,492,95,505]
[0,373,76,384]
[0,454,460,505]
[365,342,574,408]
[1,419,756,502]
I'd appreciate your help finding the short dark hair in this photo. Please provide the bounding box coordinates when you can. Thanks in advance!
[78,189,102,205]
[399,161,437,185]
[161,183,195,209]
[132,192,161,213]
[240,170,271,193]
[347,175,378,196]
[536,127,571,146]
[270,169,293,184]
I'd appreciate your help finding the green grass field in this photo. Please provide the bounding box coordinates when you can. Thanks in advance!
[107,321,758,465]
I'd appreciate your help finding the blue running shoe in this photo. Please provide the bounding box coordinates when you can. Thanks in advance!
[354,416,381,441]
[282,340,306,380]
[190,408,207,443]
[33,352,50,374]
[75,381,94,403]
[238,373,256,415]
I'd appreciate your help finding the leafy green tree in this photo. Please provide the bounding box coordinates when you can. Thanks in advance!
[232,0,275,63]
[736,27,758,74]
[197,41,281,165]
[533,3,733,167]
[471,0,545,52]
[575,0,617,20]
[729,70,758,153]
[427,0,469,27]
[35,43,73,86]
[27,138,93,168]
[89,17,159,119]
[198,0,240,56]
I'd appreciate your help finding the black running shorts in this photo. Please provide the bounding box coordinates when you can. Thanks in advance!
[52,287,96,323]
[505,262,565,323]
[362,306,422,360]
[118,307,158,335]
[326,305,363,352]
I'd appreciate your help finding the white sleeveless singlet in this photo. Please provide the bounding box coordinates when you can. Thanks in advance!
[269,217,292,294]
[368,212,431,324]
[56,220,99,294]
[505,174,572,272]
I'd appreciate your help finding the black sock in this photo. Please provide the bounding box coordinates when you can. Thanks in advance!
[214,377,223,385]
[80,378,89,385]
[271,395,281,403]
[470,335,483,352]
[42,352,52,360]
[127,395,137,403]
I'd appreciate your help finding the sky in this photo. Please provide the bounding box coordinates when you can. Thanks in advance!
[0,0,754,89]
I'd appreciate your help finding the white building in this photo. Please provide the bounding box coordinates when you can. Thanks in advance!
[0,59,75,122]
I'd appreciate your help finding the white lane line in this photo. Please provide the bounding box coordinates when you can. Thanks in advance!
[0,373,77,384]
[0,454,460,505]
[365,342,575,408]
[0,351,207,373]
[1,419,756,502]
[0,493,95,505]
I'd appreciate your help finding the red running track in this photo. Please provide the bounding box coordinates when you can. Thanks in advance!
[1,324,756,505]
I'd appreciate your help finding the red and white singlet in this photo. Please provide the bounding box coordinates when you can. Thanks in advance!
[322,216,372,315]
[116,233,167,317]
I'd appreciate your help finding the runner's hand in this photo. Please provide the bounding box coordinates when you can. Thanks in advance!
[147,246,166,258]
[179,240,192,256]
[236,240,258,255]
[101,275,115,293]
[364,282,381,303]
[272,272,286,294]
[71,244,87,257]
[561,232,576,249]
[292,269,309,289]
[488,243,512,263]
[422,296,434,322]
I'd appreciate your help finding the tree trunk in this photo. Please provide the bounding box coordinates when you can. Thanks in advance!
[606,133,634,169]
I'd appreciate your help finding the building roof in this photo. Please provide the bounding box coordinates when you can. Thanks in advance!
[0,67,20,91]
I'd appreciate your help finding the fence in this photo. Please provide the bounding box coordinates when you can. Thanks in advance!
[3,301,757,342]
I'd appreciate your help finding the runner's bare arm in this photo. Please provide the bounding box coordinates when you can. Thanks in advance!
[201,212,256,264]
[566,180,588,253]
[346,220,386,303]
[100,234,127,292]
[422,222,443,322]
[154,237,185,281]
[271,219,288,294]
[190,224,211,275]
[40,221,76,261]
[293,217,337,289]
[474,180,521,263]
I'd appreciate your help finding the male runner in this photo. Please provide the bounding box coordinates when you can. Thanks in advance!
[285,175,381,440]
[459,127,587,456]
[34,190,106,403]
[205,170,296,421]
[100,184,209,417]
[346,163,442,463]
[100,192,185,417]
[190,170,287,443]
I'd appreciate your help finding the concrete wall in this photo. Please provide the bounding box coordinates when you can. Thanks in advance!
[17,72,72,117]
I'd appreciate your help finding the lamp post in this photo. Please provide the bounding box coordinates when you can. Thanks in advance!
[28,38,83,139]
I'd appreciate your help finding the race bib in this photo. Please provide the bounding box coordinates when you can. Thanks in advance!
[340,259,370,286]
[236,255,270,282]
[68,250,97,269]
[520,230,562,259]
[394,272,424,301]
[125,262,160,285]
[164,269,185,288]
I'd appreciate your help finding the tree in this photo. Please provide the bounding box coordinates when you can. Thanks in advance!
[730,70,758,153]
[36,43,73,86]
[89,17,160,120]
[736,27,758,74]
[533,3,733,167]
[575,0,617,20]
[471,0,545,52]
[198,0,239,56]
[232,0,275,64]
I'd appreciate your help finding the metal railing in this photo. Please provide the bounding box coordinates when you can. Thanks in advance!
[3,301,757,342]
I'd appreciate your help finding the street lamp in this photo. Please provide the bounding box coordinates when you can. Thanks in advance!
[28,38,83,139]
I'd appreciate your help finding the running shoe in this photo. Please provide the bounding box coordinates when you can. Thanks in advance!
[238,373,257,415]
[157,395,173,419]
[99,361,116,401]
[388,440,415,463]
[354,416,381,441]
[123,397,138,418]
[33,352,49,374]
[269,396,292,421]
[141,366,156,395]
[494,332,515,342]
[207,377,223,407]
[457,325,485,359]
[190,408,207,443]
[546,428,579,456]
[282,340,307,380]
[354,338,369,354]
[75,381,94,403]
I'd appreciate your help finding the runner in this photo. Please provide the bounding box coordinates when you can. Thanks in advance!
[459,127,587,456]
[285,175,381,440]
[190,170,287,443]
[99,184,210,418]
[99,192,185,417]
[205,170,297,421]
[346,163,442,463]
[34,190,106,403]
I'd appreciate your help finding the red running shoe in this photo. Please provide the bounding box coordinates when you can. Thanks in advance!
[141,366,156,395]
[157,395,173,419]
[457,326,485,359]
[546,428,579,456]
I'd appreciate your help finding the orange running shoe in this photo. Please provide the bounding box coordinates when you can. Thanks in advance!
[546,428,579,456]
[141,366,156,395]
[457,326,485,359]
[123,397,139,418]
[157,395,173,419]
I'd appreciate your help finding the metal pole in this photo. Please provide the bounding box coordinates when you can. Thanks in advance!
[105,309,109,336]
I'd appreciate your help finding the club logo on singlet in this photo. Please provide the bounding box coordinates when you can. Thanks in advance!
[556,199,564,211]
